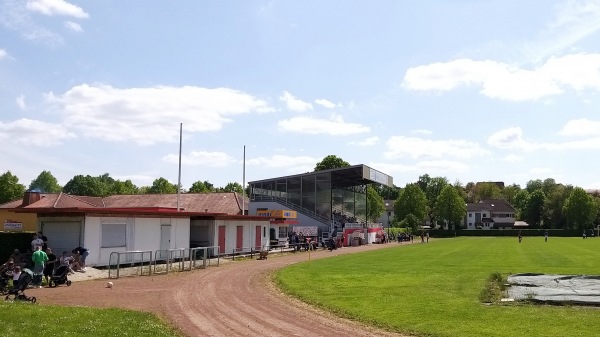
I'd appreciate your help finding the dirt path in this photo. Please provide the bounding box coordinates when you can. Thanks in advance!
[33,243,413,337]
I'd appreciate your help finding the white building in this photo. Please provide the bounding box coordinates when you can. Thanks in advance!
[464,199,516,230]
[8,192,270,266]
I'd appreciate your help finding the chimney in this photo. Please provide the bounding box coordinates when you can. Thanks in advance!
[22,191,42,207]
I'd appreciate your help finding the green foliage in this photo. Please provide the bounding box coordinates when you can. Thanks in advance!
[277,237,600,337]
[110,179,139,195]
[314,155,350,171]
[417,174,449,224]
[399,213,420,232]
[394,183,427,224]
[366,185,385,222]
[189,180,214,193]
[525,190,546,228]
[0,303,179,336]
[28,170,61,193]
[373,184,400,200]
[563,187,597,230]
[473,182,502,202]
[63,174,110,197]
[219,182,244,194]
[0,171,25,204]
[501,183,521,205]
[479,272,505,303]
[434,184,467,230]
[147,177,178,194]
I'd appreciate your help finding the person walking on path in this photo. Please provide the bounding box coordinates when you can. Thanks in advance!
[31,245,48,287]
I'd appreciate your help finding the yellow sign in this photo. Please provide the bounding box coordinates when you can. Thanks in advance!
[256,210,297,218]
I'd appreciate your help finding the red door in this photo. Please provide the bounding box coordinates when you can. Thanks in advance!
[218,226,226,254]
[236,226,244,250]
[255,225,262,249]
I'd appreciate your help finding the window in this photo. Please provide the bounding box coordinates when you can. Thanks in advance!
[469,213,472,218]
[101,223,126,248]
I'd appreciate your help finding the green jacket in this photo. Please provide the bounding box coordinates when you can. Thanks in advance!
[32,250,48,266]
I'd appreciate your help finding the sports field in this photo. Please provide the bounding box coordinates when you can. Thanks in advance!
[276,237,600,337]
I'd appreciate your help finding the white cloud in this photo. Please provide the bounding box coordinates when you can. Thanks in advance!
[280,91,313,112]
[489,125,600,151]
[46,84,274,145]
[0,118,76,146]
[0,0,63,45]
[15,95,26,110]
[246,154,318,170]
[349,136,380,146]
[372,160,470,176]
[384,136,488,159]
[278,115,370,135]
[411,129,433,135]
[163,151,236,167]
[559,118,600,137]
[403,53,600,101]
[314,98,337,109]
[0,49,8,60]
[530,167,554,175]
[63,20,82,32]
[503,154,524,163]
[26,0,89,18]
[487,127,533,150]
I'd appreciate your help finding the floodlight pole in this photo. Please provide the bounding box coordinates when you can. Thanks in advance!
[242,145,246,215]
[177,123,182,212]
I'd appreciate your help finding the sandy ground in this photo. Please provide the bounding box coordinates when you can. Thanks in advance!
[29,243,415,337]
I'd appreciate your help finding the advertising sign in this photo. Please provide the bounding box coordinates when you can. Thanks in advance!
[3,221,23,230]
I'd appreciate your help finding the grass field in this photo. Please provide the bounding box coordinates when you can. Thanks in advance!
[0,302,180,336]
[276,237,600,337]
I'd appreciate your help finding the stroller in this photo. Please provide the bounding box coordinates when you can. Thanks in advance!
[5,269,36,303]
[48,265,72,288]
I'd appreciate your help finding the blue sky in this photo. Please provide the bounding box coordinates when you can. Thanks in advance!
[1,0,600,190]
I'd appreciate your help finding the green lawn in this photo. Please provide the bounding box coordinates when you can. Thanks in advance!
[0,302,180,336]
[276,237,600,337]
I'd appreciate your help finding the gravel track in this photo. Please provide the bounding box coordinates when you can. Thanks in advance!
[34,243,412,337]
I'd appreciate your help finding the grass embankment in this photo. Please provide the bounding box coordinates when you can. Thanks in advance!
[0,302,180,336]
[276,237,600,337]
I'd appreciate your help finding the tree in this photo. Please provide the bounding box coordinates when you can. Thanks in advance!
[543,184,572,229]
[0,171,25,204]
[453,180,467,202]
[394,183,428,224]
[219,182,244,194]
[399,214,421,233]
[28,170,61,193]
[513,190,529,220]
[434,185,467,230]
[501,183,521,205]
[189,180,214,193]
[147,177,178,194]
[417,174,449,226]
[314,155,350,171]
[473,182,502,202]
[374,184,401,200]
[366,185,386,222]
[524,190,546,228]
[563,187,597,230]
[526,179,543,193]
[110,180,139,195]
[63,175,110,197]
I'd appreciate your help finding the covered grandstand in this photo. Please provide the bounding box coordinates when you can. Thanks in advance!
[248,164,393,243]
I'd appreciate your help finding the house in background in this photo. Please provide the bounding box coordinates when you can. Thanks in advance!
[464,199,516,230]
[6,191,270,266]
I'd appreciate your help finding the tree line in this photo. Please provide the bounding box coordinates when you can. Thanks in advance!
[0,170,244,204]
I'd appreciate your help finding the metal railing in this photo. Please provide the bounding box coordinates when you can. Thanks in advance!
[231,246,263,260]
[108,250,153,279]
[153,248,187,274]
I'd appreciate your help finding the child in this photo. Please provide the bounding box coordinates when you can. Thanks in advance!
[12,266,21,289]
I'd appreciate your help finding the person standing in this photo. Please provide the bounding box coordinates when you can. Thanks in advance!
[31,245,48,287]
[544,231,548,242]
[38,232,48,252]
[31,234,43,253]
[518,231,523,243]
[43,248,57,285]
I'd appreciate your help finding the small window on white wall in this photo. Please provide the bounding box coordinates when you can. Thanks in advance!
[102,223,126,248]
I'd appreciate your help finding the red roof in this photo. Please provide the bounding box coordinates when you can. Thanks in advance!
[6,192,252,218]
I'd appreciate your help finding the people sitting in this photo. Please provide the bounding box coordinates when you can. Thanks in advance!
[59,251,79,273]
[9,249,26,268]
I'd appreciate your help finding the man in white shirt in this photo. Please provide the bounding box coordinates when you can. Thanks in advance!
[31,234,43,252]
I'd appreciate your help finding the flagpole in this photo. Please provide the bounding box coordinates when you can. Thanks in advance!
[177,123,182,212]
[242,145,246,215]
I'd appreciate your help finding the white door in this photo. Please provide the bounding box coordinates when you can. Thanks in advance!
[160,225,171,258]
[42,221,81,255]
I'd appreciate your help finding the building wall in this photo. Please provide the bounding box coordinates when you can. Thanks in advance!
[84,216,190,267]
[212,219,268,254]
[0,210,37,232]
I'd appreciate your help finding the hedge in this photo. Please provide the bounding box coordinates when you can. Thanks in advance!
[429,228,588,238]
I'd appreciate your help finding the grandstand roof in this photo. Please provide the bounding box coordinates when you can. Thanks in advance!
[248,164,393,188]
